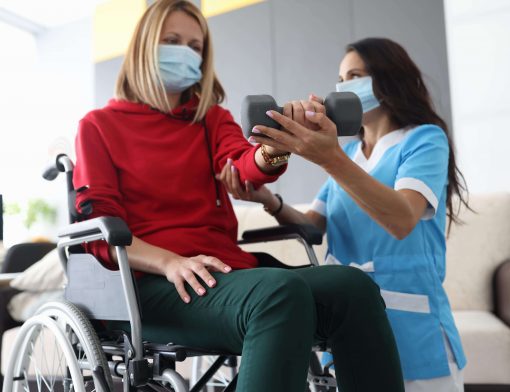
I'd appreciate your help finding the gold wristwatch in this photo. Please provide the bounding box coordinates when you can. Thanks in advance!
[260,144,291,166]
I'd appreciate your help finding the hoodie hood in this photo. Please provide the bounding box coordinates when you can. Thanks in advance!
[105,94,199,121]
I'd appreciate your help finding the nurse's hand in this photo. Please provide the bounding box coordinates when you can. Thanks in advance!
[216,158,273,204]
[282,95,326,131]
[249,109,342,169]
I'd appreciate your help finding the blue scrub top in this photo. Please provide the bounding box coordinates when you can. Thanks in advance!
[315,125,466,380]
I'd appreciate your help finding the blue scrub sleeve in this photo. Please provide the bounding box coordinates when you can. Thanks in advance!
[394,125,449,218]
[311,179,331,216]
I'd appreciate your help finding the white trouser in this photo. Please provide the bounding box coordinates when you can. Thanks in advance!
[404,333,464,392]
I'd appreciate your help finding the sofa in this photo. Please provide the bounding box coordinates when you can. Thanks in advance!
[444,193,510,390]
[1,193,510,390]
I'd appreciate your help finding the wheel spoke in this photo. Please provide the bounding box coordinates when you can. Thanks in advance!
[11,302,111,392]
[31,351,54,391]
[50,328,59,389]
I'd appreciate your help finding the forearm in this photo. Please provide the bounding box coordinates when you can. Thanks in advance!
[109,236,182,276]
[108,235,231,303]
[323,149,419,239]
[262,193,326,233]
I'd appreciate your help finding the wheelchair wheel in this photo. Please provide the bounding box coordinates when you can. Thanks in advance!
[3,300,113,392]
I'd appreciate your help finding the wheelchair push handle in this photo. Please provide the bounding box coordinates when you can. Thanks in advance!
[42,153,74,180]
[42,154,89,224]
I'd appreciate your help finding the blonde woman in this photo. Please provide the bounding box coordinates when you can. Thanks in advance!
[73,1,404,391]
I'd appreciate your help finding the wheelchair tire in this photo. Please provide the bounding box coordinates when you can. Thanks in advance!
[2,300,113,392]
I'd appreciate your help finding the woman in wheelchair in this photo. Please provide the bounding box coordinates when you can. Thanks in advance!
[73,1,404,391]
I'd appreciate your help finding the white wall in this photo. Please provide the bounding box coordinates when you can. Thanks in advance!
[0,18,94,245]
[445,0,510,194]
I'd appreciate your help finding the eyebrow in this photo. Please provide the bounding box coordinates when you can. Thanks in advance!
[339,68,366,81]
[347,68,365,75]
[161,31,203,44]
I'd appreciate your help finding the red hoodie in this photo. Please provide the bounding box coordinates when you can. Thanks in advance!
[73,97,284,271]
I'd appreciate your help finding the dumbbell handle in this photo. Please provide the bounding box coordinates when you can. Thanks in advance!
[240,92,362,138]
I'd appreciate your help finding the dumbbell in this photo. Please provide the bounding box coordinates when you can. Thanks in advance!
[240,92,362,138]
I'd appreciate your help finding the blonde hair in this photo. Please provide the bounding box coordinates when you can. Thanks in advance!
[115,0,225,122]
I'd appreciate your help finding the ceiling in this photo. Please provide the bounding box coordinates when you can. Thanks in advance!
[0,0,107,33]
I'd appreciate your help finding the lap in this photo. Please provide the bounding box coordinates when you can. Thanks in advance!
[131,264,380,348]
[133,267,313,352]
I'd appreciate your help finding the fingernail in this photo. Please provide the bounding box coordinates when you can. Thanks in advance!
[305,110,315,117]
[252,127,261,134]
[209,279,216,286]
[198,288,205,295]
[248,136,256,143]
[227,158,232,164]
[224,266,232,272]
[231,165,236,172]
[184,297,190,303]
[266,110,274,118]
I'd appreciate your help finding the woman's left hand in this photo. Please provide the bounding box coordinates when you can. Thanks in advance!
[250,108,342,168]
[216,158,273,204]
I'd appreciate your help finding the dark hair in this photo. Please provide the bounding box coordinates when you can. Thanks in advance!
[346,37,469,228]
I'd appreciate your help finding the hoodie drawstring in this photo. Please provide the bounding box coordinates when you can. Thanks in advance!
[202,119,221,207]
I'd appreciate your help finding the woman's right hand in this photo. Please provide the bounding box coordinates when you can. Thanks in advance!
[216,158,274,205]
[164,255,232,303]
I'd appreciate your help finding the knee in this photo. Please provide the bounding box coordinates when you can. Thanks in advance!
[263,269,314,305]
[320,266,385,311]
[252,269,315,322]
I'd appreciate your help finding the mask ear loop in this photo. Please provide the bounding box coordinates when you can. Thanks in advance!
[202,117,221,207]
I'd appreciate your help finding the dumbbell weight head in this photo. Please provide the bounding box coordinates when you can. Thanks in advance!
[240,95,283,139]
[241,92,362,139]
[323,91,362,137]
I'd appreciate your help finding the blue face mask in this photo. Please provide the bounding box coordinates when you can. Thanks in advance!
[158,44,203,93]
[336,76,380,113]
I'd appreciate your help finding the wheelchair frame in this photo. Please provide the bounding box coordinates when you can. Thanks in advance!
[2,154,337,392]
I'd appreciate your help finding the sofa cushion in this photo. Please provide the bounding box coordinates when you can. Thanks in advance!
[9,248,66,292]
[445,193,510,311]
[453,310,510,384]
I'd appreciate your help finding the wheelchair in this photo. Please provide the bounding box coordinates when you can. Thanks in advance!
[2,154,337,392]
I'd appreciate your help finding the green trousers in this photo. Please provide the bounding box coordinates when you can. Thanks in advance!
[118,263,403,391]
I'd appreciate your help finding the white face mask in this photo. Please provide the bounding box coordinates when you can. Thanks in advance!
[336,76,380,113]
[158,44,203,93]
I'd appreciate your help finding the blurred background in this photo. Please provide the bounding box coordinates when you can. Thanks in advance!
[0,0,509,245]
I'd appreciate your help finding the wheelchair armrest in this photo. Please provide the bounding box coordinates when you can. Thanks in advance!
[240,224,323,246]
[58,216,132,246]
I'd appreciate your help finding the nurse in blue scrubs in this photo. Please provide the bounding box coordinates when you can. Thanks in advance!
[219,37,469,391]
